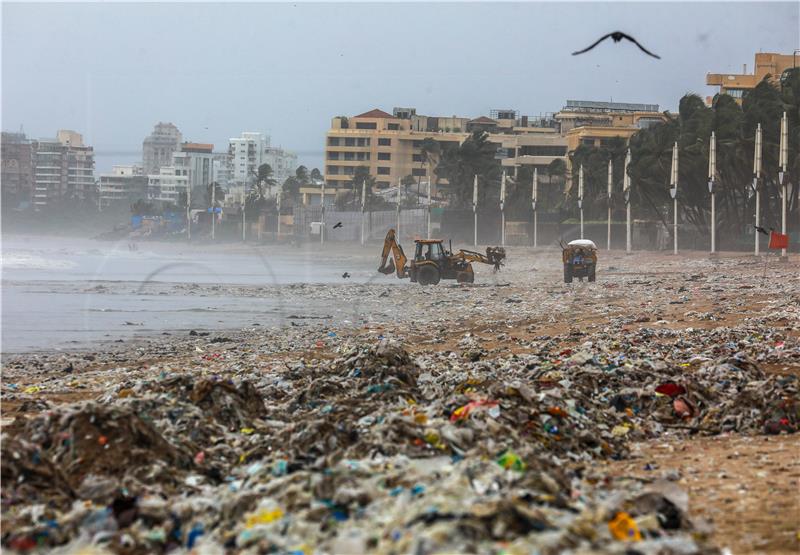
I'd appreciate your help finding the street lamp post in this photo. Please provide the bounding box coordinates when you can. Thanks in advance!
[753,123,762,256]
[211,182,216,241]
[708,131,716,254]
[187,185,192,241]
[670,142,678,255]
[623,149,631,253]
[578,164,584,239]
[276,188,282,238]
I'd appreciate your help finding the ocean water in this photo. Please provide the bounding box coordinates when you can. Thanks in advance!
[1,235,381,353]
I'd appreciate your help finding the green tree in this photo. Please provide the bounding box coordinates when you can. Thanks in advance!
[436,130,502,207]
[310,168,323,181]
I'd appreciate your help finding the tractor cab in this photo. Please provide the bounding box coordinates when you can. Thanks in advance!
[414,240,446,263]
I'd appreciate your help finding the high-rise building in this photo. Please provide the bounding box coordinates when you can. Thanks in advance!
[228,131,297,195]
[1,131,34,207]
[30,130,95,207]
[706,52,797,104]
[143,122,182,175]
[173,143,214,202]
[98,165,147,209]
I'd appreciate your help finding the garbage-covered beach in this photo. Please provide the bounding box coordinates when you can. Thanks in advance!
[2,248,798,555]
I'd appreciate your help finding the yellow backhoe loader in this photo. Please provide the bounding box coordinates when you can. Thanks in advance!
[377,229,505,285]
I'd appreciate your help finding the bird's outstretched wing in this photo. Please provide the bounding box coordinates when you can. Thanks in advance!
[620,32,661,59]
[572,32,613,55]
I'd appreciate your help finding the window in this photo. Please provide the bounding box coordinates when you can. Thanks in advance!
[356,122,377,129]
[344,152,355,161]
[326,166,339,174]
[327,152,339,160]
[413,154,423,162]
[378,152,391,160]
[345,138,356,146]
[327,137,340,146]
[412,168,426,176]
[356,152,369,161]
[388,123,399,130]
[377,181,391,189]
[378,138,391,146]
[726,89,744,99]
[581,138,595,146]
[343,166,354,175]
[412,140,422,148]
[357,138,370,146]
[519,145,567,157]
[377,167,390,175]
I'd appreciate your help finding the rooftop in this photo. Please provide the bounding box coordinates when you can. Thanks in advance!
[563,100,660,113]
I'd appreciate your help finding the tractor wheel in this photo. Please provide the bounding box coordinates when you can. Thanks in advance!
[457,271,474,284]
[588,264,596,282]
[563,264,573,283]
[418,265,441,285]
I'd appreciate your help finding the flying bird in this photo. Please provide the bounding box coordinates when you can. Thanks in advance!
[333,222,343,229]
[572,31,661,59]
[342,272,351,279]
[753,225,770,236]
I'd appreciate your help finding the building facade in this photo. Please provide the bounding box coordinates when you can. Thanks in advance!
[325,103,667,196]
[707,52,797,104]
[31,130,95,208]
[173,143,214,202]
[1,132,34,207]
[148,165,189,205]
[228,132,298,195]
[98,165,147,209]
[143,122,182,175]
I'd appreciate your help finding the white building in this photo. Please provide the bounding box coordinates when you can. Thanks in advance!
[173,143,214,202]
[98,165,147,209]
[228,131,297,196]
[148,166,189,205]
[142,122,182,175]
[31,130,95,207]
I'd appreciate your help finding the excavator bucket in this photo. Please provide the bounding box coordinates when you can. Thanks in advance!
[378,258,396,275]
[485,247,507,270]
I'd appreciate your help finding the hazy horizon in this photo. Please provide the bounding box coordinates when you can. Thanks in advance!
[3,2,798,174]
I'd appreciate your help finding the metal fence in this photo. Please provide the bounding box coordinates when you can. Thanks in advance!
[293,206,428,243]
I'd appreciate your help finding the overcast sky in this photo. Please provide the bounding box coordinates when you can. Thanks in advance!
[2,2,798,173]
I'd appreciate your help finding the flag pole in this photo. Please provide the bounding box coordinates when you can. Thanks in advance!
[500,171,506,246]
[709,131,716,255]
[623,149,631,253]
[779,112,788,260]
[360,178,366,246]
[607,159,613,251]
[426,179,431,239]
[396,177,401,242]
[578,164,584,240]
[320,180,325,245]
[473,175,478,247]
[532,168,538,248]
[753,123,762,256]
[670,142,678,255]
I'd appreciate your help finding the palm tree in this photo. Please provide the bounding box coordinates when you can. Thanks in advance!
[418,137,441,192]
[255,163,278,198]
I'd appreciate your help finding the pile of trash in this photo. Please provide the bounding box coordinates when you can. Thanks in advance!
[3,338,796,554]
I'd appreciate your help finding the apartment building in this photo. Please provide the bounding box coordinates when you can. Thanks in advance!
[148,165,189,205]
[707,52,797,104]
[229,132,297,192]
[143,122,182,175]
[98,165,147,209]
[31,130,95,207]
[325,108,464,190]
[1,131,34,206]
[173,143,214,201]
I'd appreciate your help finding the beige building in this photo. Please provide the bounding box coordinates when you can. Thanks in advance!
[325,102,666,195]
[707,52,797,104]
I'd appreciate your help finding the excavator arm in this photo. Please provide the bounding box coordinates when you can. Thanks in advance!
[457,247,506,271]
[377,229,409,278]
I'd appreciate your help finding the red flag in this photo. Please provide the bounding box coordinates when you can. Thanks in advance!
[768,231,789,250]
